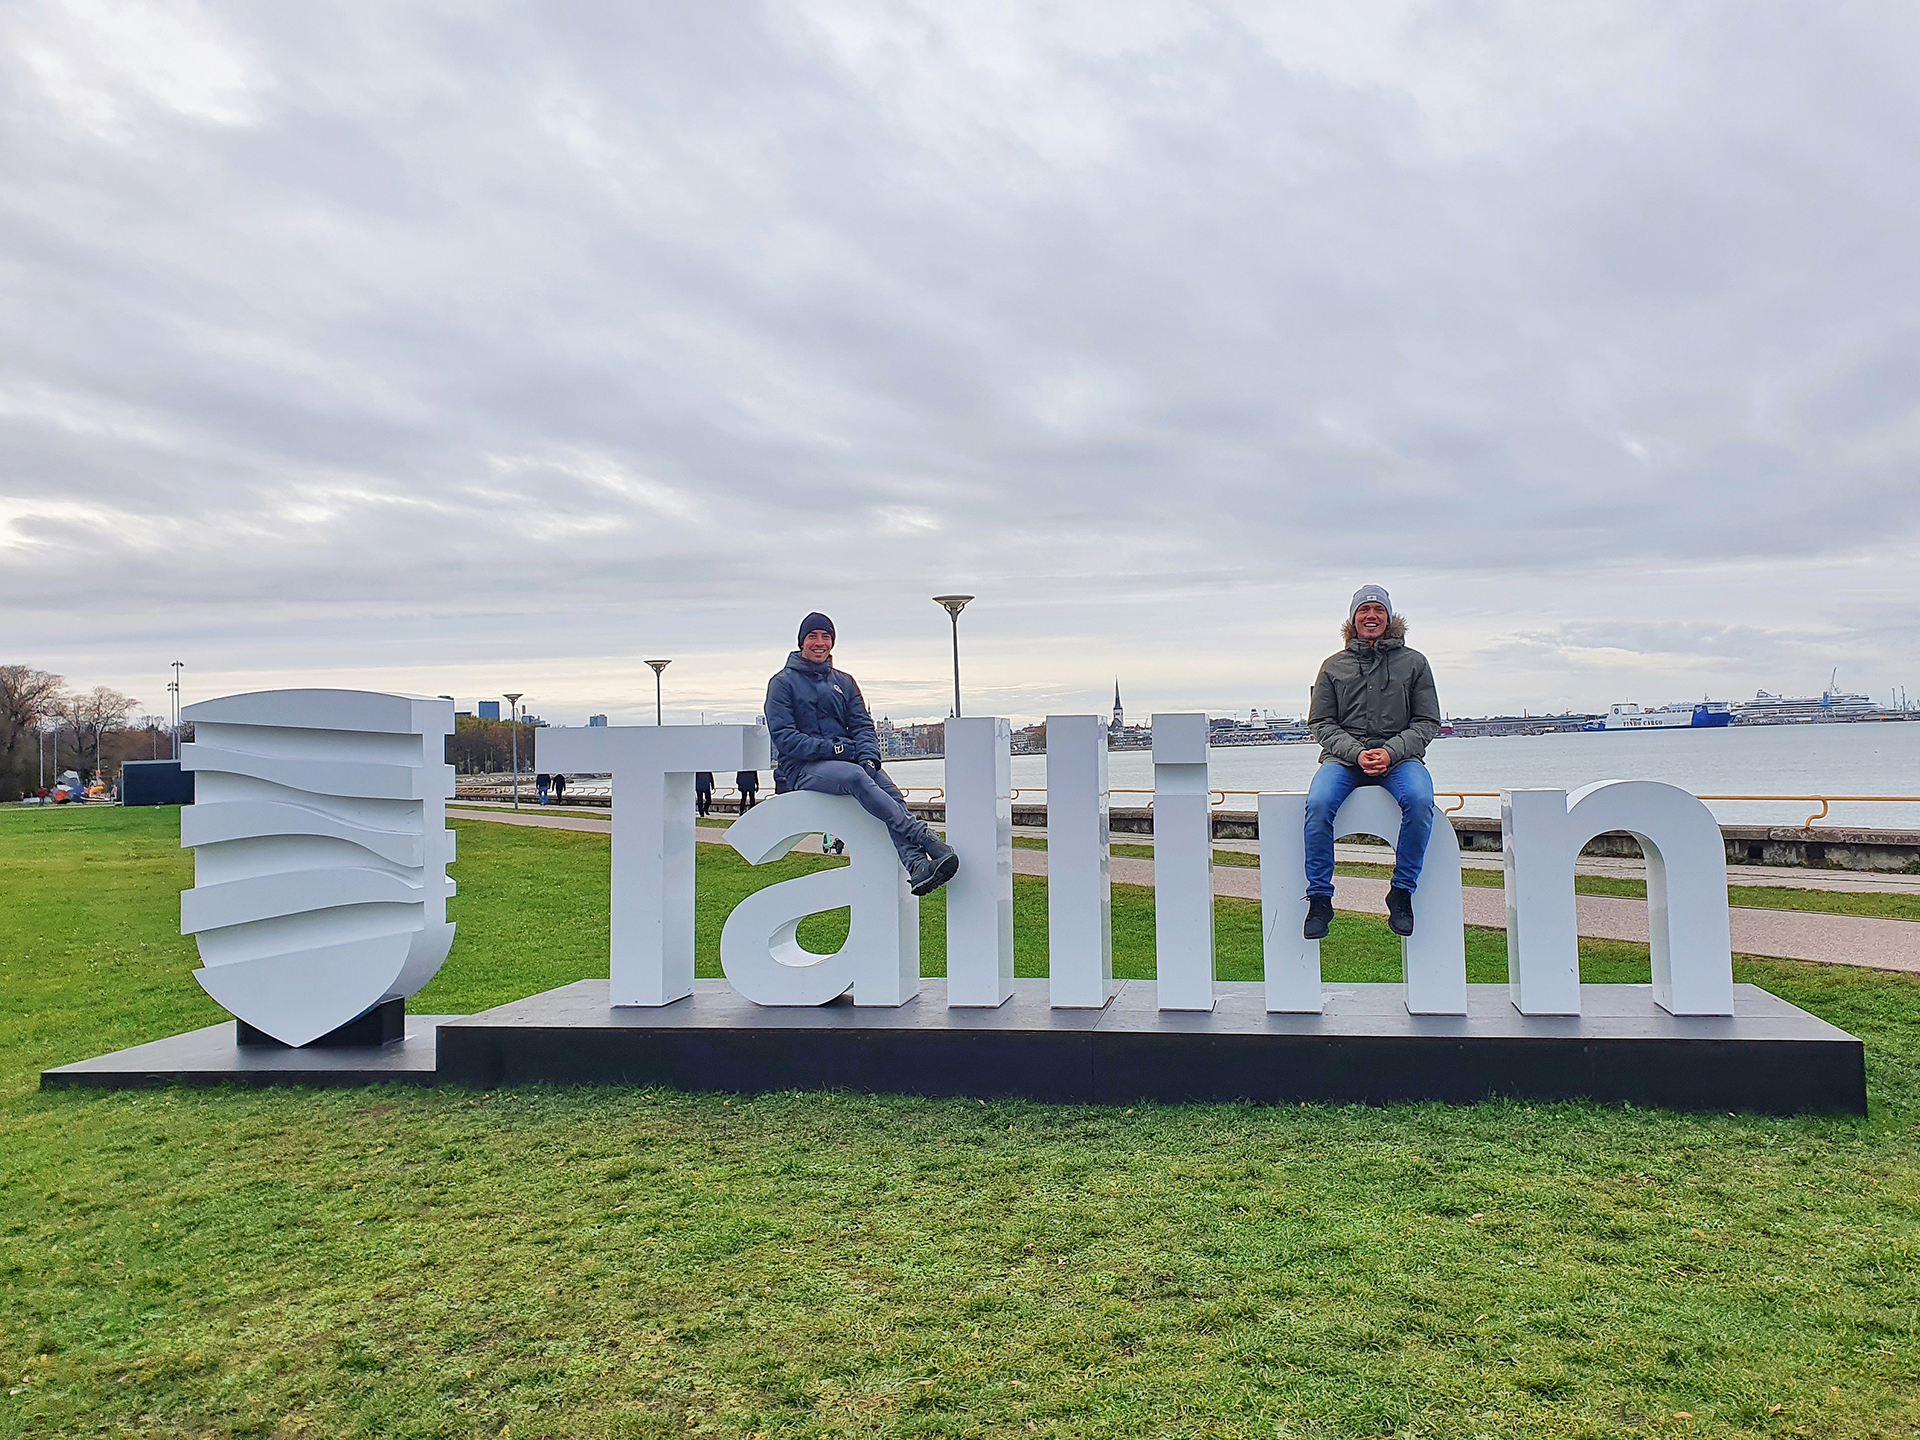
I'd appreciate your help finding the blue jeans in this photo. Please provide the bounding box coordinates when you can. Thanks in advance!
[788,760,924,867]
[1304,759,1435,897]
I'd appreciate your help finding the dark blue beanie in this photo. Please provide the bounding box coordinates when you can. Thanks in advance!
[798,611,836,645]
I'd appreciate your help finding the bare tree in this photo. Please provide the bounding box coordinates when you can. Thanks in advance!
[0,665,68,800]
[58,686,140,784]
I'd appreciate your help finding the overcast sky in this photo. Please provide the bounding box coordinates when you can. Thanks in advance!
[3,2,1917,727]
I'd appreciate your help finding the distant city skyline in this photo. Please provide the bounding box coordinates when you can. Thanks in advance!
[402,671,1909,734]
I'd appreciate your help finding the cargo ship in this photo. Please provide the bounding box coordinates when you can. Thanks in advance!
[1581,701,1733,732]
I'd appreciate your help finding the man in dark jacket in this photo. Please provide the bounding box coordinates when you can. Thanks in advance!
[1303,584,1443,940]
[764,612,958,896]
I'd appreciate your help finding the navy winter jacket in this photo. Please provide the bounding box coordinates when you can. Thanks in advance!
[765,652,881,788]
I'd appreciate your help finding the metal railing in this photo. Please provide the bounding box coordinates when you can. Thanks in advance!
[976,786,1920,830]
[456,780,1920,832]
[1694,795,1920,830]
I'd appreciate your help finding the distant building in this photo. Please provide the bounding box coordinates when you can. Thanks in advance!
[875,716,948,757]
[1444,712,1593,737]
[588,715,608,727]
[477,700,501,721]
[1111,681,1124,738]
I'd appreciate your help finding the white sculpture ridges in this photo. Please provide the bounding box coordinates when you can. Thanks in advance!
[721,790,920,1005]
[179,689,456,1046]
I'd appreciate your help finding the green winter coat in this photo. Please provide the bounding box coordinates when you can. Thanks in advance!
[1307,635,1443,767]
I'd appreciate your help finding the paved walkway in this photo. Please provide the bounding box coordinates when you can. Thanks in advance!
[447,807,1920,974]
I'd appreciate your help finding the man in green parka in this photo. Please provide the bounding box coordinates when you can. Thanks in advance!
[1303,584,1443,940]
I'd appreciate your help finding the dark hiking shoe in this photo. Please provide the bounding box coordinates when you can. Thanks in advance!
[915,824,954,866]
[1386,886,1416,937]
[908,851,960,896]
[1303,895,1333,941]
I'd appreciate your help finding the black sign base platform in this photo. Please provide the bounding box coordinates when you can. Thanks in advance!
[43,981,1865,1114]
[434,980,1864,1114]
[42,1016,448,1090]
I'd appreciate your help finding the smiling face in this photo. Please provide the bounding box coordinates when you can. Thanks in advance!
[1353,601,1390,641]
[800,629,835,663]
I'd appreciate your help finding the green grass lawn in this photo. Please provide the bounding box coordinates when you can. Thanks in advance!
[4,806,1920,1438]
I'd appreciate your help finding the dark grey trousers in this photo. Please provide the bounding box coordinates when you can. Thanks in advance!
[788,760,923,866]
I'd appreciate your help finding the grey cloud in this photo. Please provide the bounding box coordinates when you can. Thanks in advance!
[2,1,1918,718]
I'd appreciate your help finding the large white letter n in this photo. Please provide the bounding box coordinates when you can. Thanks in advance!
[1504,781,1733,1018]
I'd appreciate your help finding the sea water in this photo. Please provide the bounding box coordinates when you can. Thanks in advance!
[878,721,1920,831]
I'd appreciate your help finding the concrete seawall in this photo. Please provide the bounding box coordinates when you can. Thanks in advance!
[939,805,1920,874]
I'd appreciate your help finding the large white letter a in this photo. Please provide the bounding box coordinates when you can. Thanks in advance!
[720,791,920,1006]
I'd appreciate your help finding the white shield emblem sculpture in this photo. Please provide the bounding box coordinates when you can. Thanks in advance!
[179,689,457,1045]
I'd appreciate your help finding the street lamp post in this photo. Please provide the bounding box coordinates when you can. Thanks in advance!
[170,661,184,759]
[932,596,974,718]
[645,660,671,724]
[503,693,524,809]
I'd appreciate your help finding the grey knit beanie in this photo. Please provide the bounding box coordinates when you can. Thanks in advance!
[1349,584,1392,621]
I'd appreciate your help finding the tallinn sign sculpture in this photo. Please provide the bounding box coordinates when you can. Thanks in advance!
[172,689,1740,1048]
[533,707,1735,1021]
[93,685,1856,1116]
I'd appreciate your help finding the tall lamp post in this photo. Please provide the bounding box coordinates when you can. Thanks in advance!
[645,660,671,724]
[503,693,524,809]
[932,596,974,717]
[169,660,185,759]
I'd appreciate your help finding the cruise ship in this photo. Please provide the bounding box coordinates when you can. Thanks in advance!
[1731,687,1879,724]
[1581,701,1733,732]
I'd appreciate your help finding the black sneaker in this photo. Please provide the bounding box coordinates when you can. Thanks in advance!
[1303,894,1333,940]
[908,851,959,896]
[1386,886,1415,937]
